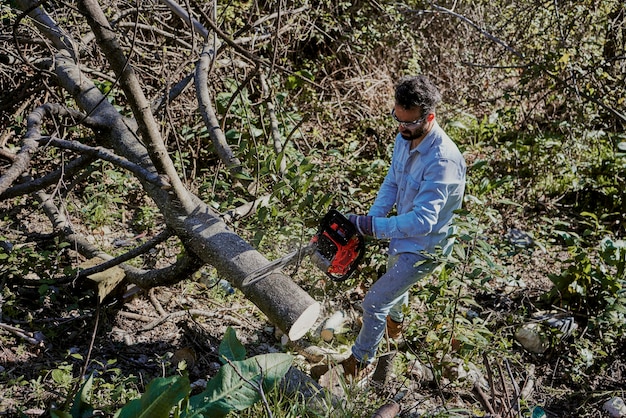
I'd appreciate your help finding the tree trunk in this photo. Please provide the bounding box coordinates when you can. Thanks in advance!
[52,49,319,340]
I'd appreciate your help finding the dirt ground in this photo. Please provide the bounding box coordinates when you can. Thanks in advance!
[1,201,624,418]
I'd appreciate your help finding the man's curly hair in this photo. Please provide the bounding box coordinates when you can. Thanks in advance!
[394,75,442,115]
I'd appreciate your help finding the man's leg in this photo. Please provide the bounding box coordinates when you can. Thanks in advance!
[387,254,408,324]
[351,252,437,363]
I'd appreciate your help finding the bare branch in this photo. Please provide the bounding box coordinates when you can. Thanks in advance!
[152,72,194,113]
[431,3,524,60]
[78,0,195,211]
[158,0,209,39]
[194,44,249,183]
[14,0,78,60]
[0,103,84,195]
[37,136,172,190]
[124,249,206,288]
[36,186,204,288]
[0,154,94,200]
[75,229,171,279]
[0,322,44,345]
[260,71,286,175]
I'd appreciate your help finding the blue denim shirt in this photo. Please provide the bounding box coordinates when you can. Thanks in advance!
[368,122,466,256]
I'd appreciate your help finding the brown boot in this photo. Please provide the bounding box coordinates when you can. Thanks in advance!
[386,316,403,340]
[340,354,374,381]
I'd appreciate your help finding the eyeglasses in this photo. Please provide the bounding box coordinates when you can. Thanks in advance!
[391,109,426,128]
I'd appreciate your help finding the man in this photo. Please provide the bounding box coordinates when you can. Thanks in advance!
[343,75,467,378]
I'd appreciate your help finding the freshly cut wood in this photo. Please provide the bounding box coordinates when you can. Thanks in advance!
[320,310,347,342]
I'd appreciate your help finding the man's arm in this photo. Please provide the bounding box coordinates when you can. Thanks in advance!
[372,158,464,239]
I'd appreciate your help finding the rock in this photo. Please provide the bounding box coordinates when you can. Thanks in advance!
[515,311,578,354]
[407,359,434,382]
[604,397,626,417]
[515,323,550,354]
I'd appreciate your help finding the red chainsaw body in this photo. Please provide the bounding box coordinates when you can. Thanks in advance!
[309,209,365,281]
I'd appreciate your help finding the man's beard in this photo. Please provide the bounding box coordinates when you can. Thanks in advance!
[400,126,426,141]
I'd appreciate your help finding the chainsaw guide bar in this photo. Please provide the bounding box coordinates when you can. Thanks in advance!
[242,210,365,287]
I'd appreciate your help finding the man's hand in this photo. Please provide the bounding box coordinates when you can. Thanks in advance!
[348,214,374,236]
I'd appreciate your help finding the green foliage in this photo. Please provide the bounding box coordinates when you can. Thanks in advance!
[548,228,625,343]
[115,375,189,418]
[183,352,293,418]
[218,326,247,363]
[50,328,293,418]
[0,235,71,281]
[78,162,131,228]
[51,374,94,418]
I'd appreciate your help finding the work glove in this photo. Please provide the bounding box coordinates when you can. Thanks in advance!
[348,214,374,236]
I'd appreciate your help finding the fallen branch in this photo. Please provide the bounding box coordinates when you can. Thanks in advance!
[118,310,158,322]
[195,43,249,184]
[520,364,536,401]
[37,136,172,190]
[0,104,70,195]
[260,70,286,174]
[0,154,95,200]
[75,229,171,279]
[473,380,497,416]
[0,322,44,345]
[36,188,204,288]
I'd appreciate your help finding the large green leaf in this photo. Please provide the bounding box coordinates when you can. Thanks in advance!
[182,353,293,418]
[218,326,247,364]
[50,374,95,418]
[115,375,190,418]
[70,374,95,418]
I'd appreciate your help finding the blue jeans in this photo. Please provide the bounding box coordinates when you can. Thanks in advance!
[351,252,437,363]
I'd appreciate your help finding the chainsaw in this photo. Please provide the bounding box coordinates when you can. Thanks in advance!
[242,209,365,286]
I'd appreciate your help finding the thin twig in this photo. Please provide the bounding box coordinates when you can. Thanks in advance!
[483,353,499,411]
[75,229,172,279]
[505,359,521,416]
[473,381,497,415]
[496,360,511,417]
[0,322,44,345]
[118,310,158,322]
[149,288,168,317]
[37,136,172,190]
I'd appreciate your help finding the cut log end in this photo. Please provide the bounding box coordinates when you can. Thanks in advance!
[288,302,321,341]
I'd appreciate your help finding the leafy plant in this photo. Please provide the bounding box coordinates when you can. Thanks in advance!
[51,327,294,418]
